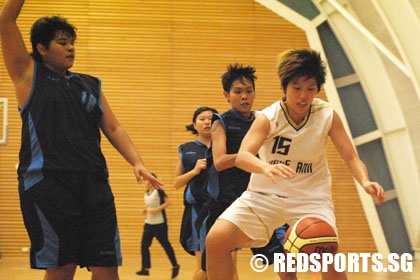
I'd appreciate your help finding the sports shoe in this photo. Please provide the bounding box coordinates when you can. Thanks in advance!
[171,265,180,279]
[136,269,149,276]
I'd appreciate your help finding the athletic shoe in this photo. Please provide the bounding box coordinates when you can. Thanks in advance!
[136,269,149,276]
[171,265,180,279]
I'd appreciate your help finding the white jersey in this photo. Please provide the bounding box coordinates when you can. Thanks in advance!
[248,98,334,202]
[144,189,165,225]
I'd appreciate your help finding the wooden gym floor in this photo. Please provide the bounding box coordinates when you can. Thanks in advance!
[0,253,419,280]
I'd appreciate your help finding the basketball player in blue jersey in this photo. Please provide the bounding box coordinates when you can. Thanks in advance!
[200,63,257,280]
[206,49,385,280]
[199,64,288,279]
[0,1,163,279]
[174,106,217,280]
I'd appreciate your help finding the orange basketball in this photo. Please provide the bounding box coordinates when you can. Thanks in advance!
[284,217,338,255]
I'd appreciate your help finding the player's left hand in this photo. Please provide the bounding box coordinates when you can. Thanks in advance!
[363,182,384,205]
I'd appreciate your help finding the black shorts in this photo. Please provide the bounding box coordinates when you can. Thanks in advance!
[19,172,122,269]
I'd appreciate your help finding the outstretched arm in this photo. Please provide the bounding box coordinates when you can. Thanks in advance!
[329,110,384,205]
[100,94,163,189]
[0,0,34,107]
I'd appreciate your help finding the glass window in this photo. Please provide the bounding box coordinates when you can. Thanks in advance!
[376,199,413,255]
[338,83,377,138]
[279,0,320,20]
[356,139,393,191]
[317,22,355,79]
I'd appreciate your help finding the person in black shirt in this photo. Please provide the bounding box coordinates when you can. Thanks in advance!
[0,1,162,279]
[199,64,257,279]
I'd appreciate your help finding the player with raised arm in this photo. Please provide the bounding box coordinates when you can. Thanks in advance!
[0,1,162,279]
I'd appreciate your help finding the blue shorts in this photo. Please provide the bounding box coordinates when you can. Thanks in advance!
[19,172,122,269]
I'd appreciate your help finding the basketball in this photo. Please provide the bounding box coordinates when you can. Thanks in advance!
[284,217,339,255]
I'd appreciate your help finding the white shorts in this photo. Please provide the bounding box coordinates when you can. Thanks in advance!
[218,190,336,248]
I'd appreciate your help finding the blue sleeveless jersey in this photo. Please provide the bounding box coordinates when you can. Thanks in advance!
[206,109,254,204]
[178,140,210,205]
[18,63,108,192]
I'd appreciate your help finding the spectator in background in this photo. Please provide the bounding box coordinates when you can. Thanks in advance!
[138,173,180,279]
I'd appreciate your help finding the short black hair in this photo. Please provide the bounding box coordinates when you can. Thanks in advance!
[30,15,77,62]
[186,106,218,135]
[221,63,257,92]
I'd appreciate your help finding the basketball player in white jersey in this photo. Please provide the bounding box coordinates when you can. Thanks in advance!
[205,49,384,280]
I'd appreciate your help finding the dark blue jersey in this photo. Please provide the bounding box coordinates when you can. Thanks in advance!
[178,140,210,205]
[206,109,255,204]
[178,140,210,255]
[18,63,108,192]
